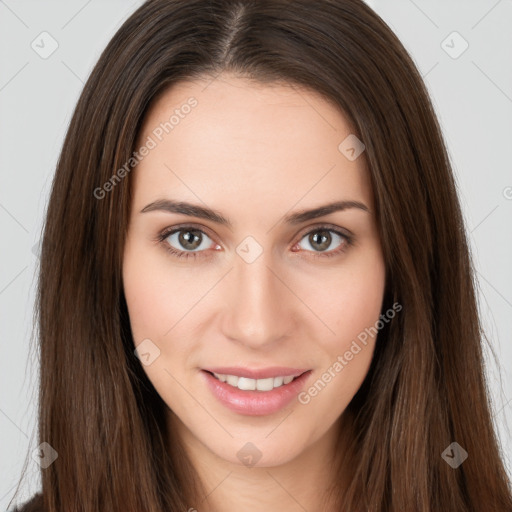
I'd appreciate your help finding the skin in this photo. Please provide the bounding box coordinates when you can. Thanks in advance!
[122,72,386,511]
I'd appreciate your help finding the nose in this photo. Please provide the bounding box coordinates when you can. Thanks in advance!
[220,247,296,350]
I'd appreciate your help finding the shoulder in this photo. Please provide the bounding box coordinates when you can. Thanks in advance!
[7,492,44,512]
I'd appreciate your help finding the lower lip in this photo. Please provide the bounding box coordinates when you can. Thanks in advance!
[202,370,312,416]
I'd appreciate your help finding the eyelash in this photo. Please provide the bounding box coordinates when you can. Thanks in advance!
[155,224,354,261]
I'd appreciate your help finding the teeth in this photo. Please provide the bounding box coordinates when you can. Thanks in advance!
[226,375,238,386]
[273,376,284,387]
[212,372,298,391]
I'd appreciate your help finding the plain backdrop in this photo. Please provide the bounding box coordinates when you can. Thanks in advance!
[1,0,511,508]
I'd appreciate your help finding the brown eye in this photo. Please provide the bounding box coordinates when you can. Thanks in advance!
[295,227,352,258]
[164,228,214,254]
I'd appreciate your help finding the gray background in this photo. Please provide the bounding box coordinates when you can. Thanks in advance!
[1,0,511,508]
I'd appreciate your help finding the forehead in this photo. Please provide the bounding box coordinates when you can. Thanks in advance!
[132,73,373,220]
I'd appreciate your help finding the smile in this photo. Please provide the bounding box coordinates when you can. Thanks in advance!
[201,368,312,416]
[210,372,300,391]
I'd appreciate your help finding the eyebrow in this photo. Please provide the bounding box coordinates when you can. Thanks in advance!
[140,198,370,227]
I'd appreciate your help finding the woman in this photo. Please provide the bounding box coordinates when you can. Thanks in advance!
[9,0,512,510]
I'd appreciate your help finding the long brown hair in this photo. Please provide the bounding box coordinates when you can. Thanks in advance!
[9,0,512,510]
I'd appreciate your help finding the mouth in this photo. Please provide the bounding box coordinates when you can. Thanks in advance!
[201,368,312,416]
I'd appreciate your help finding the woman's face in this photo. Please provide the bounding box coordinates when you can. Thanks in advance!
[123,73,386,468]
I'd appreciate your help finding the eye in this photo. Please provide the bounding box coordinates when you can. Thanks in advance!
[293,225,353,258]
[158,226,219,259]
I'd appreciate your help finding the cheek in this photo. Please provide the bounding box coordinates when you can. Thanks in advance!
[122,244,194,391]
[122,240,199,342]
[296,278,385,424]
[303,246,386,392]
[305,245,386,347]
[123,259,169,341]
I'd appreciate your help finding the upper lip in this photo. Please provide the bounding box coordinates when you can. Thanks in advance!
[203,367,310,379]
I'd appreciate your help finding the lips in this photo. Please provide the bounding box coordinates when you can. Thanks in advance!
[201,367,312,416]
